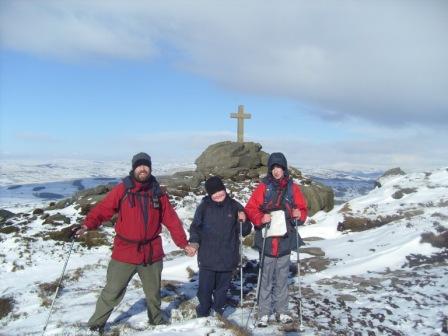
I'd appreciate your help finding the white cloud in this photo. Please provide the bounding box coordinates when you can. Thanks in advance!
[0,1,160,60]
[1,1,447,126]
[255,128,448,172]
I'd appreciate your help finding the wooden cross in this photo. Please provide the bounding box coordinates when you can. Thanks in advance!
[230,105,251,143]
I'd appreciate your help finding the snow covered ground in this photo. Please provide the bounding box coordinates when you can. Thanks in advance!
[0,162,447,335]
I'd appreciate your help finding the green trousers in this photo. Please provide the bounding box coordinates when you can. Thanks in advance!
[88,259,163,327]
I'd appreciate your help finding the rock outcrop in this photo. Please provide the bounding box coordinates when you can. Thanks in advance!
[376,167,406,187]
[37,141,334,218]
[195,141,269,180]
[192,141,334,215]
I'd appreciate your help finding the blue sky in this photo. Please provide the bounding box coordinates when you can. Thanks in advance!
[1,1,447,170]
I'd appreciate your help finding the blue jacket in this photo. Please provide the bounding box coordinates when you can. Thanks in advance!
[189,194,252,271]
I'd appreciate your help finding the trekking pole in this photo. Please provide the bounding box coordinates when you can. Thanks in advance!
[239,219,244,326]
[294,219,304,332]
[245,222,270,329]
[42,237,76,336]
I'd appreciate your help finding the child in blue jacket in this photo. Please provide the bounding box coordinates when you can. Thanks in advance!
[189,176,252,317]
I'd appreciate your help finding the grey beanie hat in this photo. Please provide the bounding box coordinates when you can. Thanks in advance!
[132,152,151,170]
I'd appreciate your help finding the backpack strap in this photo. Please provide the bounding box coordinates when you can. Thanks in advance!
[262,178,299,231]
[261,178,290,213]
[150,179,163,209]
[117,176,135,211]
[118,176,163,211]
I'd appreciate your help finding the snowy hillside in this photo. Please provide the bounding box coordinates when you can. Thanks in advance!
[0,159,195,186]
[0,165,447,335]
[0,159,375,213]
[0,160,195,213]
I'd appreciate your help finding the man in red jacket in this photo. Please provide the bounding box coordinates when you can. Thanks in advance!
[75,152,195,332]
[245,152,308,327]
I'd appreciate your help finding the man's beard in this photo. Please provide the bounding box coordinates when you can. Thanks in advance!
[134,171,150,182]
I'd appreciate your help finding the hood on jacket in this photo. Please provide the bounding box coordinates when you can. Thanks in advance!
[267,152,289,176]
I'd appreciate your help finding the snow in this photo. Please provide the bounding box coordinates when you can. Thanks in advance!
[0,162,447,335]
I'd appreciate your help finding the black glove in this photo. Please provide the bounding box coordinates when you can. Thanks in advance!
[291,219,305,227]
[69,225,81,239]
[68,224,87,239]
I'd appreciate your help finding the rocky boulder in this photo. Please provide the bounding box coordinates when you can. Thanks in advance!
[195,141,269,181]
[383,167,406,177]
[301,181,334,215]
[0,209,16,225]
[376,167,406,187]
[158,171,205,198]
[193,141,333,215]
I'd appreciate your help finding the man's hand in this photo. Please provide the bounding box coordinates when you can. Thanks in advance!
[184,243,198,257]
[238,211,246,222]
[71,224,88,238]
[292,208,301,219]
[261,214,271,224]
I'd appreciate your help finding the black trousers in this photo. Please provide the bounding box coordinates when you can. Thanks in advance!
[196,269,232,317]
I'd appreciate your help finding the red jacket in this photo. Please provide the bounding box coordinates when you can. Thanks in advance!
[245,178,308,257]
[84,177,188,265]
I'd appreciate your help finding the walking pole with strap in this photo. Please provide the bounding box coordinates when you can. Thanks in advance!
[42,237,76,336]
[245,222,270,329]
[239,219,244,326]
[294,219,305,332]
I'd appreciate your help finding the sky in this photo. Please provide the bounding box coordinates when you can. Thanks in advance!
[0,0,447,171]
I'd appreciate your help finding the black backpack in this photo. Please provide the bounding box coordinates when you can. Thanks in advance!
[118,175,163,212]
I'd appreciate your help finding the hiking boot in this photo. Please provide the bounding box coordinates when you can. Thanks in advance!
[278,313,293,323]
[212,307,225,318]
[257,315,269,327]
[150,320,168,326]
[89,325,105,335]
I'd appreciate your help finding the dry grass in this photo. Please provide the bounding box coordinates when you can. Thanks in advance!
[421,231,448,248]
[0,225,20,234]
[38,280,61,307]
[339,209,424,232]
[11,261,24,272]
[431,212,448,220]
[338,203,352,214]
[79,231,110,248]
[217,314,253,336]
[43,226,74,242]
[66,267,84,282]
[40,225,110,247]
[0,297,14,319]
[391,187,417,200]
[242,233,254,247]
[186,266,196,279]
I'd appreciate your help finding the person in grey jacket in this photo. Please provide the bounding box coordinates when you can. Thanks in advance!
[245,153,308,327]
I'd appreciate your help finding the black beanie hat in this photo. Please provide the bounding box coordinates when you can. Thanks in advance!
[205,176,225,196]
[132,152,151,170]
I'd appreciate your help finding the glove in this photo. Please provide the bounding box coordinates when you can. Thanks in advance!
[69,224,88,239]
[291,219,305,227]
